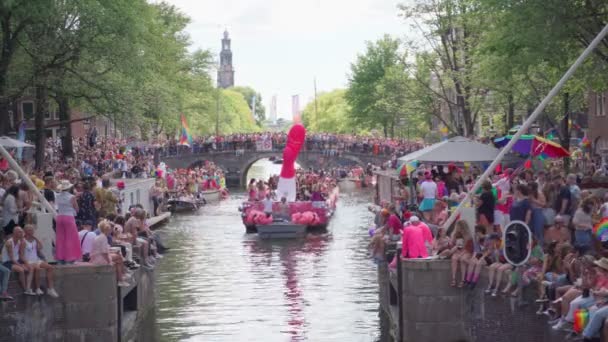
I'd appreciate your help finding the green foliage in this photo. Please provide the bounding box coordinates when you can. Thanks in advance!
[301,89,355,134]
[217,89,259,134]
[346,35,421,137]
[232,86,266,126]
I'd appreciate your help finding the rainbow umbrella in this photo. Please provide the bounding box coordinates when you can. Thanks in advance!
[493,135,569,158]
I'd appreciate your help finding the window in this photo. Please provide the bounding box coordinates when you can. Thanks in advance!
[597,92,607,117]
[21,101,34,121]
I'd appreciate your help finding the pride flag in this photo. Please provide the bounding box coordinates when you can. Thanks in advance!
[179,114,192,147]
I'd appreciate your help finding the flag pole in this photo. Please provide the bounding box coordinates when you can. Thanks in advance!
[442,23,608,233]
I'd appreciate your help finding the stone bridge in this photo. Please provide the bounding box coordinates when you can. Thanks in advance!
[159,149,387,188]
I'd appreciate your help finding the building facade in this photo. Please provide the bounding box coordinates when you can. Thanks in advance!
[587,90,608,155]
[7,95,118,141]
[217,30,234,89]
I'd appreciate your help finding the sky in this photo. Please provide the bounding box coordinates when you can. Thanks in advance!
[163,0,409,120]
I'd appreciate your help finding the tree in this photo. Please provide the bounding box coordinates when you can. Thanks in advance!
[232,86,266,126]
[301,89,354,134]
[346,35,405,137]
[400,0,489,137]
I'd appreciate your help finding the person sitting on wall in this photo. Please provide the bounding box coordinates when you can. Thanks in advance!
[90,220,130,287]
[22,224,59,297]
[1,226,32,295]
[125,209,153,269]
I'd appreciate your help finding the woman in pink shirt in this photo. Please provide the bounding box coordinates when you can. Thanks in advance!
[401,216,433,259]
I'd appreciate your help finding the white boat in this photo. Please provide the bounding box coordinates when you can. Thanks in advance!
[167,199,200,213]
[200,189,221,202]
[257,223,307,239]
[338,178,358,192]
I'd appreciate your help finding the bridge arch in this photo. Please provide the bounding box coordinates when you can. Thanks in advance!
[161,149,386,188]
[240,153,311,188]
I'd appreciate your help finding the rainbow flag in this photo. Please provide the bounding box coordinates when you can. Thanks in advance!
[593,218,608,242]
[179,114,192,147]
[581,134,591,151]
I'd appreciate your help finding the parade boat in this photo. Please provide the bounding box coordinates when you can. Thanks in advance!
[167,197,202,213]
[239,123,339,238]
[337,177,359,192]
[240,188,339,236]
[200,189,221,202]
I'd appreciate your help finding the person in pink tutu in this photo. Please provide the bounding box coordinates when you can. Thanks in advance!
[54,180,82,264]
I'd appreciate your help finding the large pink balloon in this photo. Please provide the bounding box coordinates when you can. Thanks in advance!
[280,124,306,178]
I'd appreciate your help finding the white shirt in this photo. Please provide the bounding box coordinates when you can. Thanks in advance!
[262,198,273,213]
[494,177,511,195]
[420,181,437,199]
[56,191,76,216]
[23,238,39,263]
[78,230,96,255]
[601,202,608,219]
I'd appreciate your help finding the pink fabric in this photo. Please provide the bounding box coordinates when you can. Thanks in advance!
[401,223,433,259]
[245,201,330,225]
[387,214,402,235]
[280,124,306,178]
[55,215,82,262]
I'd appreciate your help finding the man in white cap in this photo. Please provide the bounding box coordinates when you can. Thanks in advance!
[401,216,433,259]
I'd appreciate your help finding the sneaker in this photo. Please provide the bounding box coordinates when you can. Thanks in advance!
[536,306,544,315]
[122,274,132,281]
[552,319,571,331]
[548,317,561,325]
[47,288,59,298]
[535,297,549,303]
[35,288,44,296]
[491,291,497,297]
[155,254,163,259]
[0,293,14,301]
[131,263,140,269]
[484,288,493,294]
[117,281,130,287]
[24,289,36,296]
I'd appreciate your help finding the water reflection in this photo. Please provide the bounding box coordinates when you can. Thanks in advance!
[154,191,379,342]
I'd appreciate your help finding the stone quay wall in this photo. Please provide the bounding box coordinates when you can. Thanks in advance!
[378,257,572,342]
[0,264,156,342]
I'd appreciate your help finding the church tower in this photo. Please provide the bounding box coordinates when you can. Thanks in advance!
[217,30,234,89]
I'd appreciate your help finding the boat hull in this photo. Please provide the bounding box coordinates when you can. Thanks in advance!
[338,178,358,191]
[167,200,200,213]
[201,189,221,202]
[257,223,307,239]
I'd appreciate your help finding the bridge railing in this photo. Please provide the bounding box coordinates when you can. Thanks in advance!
[157,141,414,160]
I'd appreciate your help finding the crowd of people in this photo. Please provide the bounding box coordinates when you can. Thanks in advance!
[162,162,228,204]
[369,159,608,341]
[246,168,338,204]
[0,132,173,301]
[157,132,424,158]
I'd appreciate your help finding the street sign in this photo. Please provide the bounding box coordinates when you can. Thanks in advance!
[503,220,532,266]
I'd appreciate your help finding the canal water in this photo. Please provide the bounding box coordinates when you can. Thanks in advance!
[152,159,380,341]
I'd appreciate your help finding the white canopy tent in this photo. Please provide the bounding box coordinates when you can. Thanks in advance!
[398,136,500,165]
[0,136,33,148]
